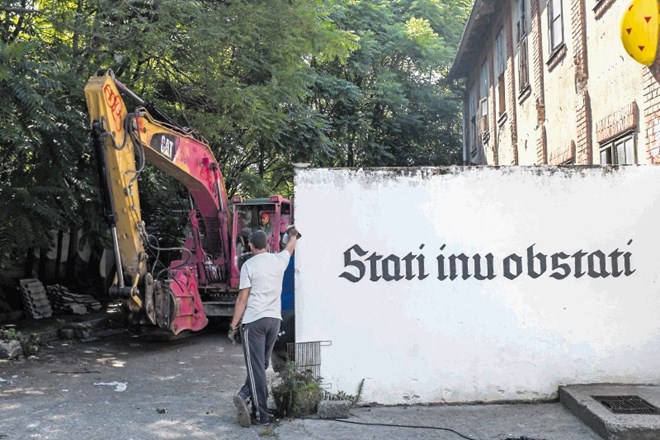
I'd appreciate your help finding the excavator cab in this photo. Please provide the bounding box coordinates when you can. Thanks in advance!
[230,195,295,365]
[229,195,293,286]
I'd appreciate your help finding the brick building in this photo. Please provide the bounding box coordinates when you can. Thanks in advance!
[449,0,660,166]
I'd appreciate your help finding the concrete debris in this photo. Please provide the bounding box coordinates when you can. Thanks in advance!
[0,340,23,360]
[318,400,351,419]
[46,284,102,314]
[58,328,75,340]
[19,279,52,319]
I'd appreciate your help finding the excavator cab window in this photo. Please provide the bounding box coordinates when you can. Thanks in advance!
[234,202,288,268]
[235,209,253,263]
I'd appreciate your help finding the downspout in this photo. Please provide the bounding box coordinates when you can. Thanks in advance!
[462,96,468,166]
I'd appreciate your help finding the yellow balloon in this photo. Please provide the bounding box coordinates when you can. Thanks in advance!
[620,0,659,66]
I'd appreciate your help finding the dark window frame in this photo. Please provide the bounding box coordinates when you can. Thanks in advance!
[495,27,506,118]
[599,132,636,165]
[548,0,564,54]
[516,0,530,92]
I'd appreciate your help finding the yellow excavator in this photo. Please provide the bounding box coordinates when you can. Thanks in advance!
[84,69,294,336]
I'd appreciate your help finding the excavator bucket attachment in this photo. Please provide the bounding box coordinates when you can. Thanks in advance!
[159,268,209,335]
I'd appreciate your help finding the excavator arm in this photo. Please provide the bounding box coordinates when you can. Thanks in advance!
[84,70,231,334]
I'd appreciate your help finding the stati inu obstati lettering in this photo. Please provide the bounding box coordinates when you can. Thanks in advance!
[339,240,635,283]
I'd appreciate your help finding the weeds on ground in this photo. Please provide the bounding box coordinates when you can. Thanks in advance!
[324,378,365,406]
[258,426,276,437]
[0,327,20,341]
[0,327,41,355]
[272,362,366,418]
[272,362,323,417]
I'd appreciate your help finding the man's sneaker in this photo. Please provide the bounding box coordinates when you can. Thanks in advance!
[233,394,251,427]
[254,416,272,425]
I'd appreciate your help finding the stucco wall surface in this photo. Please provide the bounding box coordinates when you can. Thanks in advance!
[294,166,660,405]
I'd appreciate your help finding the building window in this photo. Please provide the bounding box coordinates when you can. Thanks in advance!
[495,28,506,118]
[548,0,564,53]
[516,0,529,91]
[600,133,636,165]
[479,61,489,135]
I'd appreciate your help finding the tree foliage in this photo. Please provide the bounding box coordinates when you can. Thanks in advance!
[0,0,470,275]
[307,0,471,168]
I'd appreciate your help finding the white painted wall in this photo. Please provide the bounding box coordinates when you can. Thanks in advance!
[294,166,660,405]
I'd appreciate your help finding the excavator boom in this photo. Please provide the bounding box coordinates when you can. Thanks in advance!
[84,70,231,334]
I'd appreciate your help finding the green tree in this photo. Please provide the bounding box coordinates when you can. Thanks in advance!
[0,0,471,281]
[0,4,94,274]
[308,0,470,167]
[0,0,357,273]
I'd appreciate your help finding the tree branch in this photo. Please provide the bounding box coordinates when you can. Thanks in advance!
[0,8,40,14]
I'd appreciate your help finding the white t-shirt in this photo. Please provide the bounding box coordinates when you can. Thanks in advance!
[239,250,291,324]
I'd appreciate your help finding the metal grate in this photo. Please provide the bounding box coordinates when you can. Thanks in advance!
[286,341,331,378]
[592,395,660,415]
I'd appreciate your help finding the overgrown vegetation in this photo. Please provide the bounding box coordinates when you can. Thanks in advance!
[324,378,365,406]
[0,327,41,355]
[272,362,324,417]
[0,0,471,275]
[272,362,365,418]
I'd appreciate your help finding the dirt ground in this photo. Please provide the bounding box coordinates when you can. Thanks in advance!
[0,328,276,440]
[0,318,605,440]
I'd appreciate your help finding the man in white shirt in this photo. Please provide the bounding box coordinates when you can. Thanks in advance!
[229,226,299,426]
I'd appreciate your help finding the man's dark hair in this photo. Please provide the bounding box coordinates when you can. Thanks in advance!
[249,230,268,250]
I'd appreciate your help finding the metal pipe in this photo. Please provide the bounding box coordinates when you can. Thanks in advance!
[112,76,146,105]
[111,226,125,288]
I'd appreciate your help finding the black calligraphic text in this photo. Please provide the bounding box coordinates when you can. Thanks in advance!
[527,244,547,279]
[402,245,429,280]
[339,244,430,282]
[366,252,383,281]
[503,253,523,280]
[572,249,588,278]
[473,253,496,280]
[624,239,636,276]
[588,250,609,278]
[437,246,496,281]
[449,254,470,280]
[339,244,368,282]
[382,255,404,281]
[609,248,624,277]
[339,240,636,283]
[550,252,571,280]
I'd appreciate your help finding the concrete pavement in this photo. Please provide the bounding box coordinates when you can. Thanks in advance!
[275,402,601,440]
[1,311,658,439]
[560,384,660,440]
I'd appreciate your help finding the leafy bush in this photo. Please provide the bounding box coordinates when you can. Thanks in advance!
[0,327,41,355]
[272,362,324,417]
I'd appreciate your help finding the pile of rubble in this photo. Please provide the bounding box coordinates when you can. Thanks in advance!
[18,279,102,319]
[18,279,52,319]
[45,284,102,315]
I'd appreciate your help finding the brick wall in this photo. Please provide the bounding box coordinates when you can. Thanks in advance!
[570,0,588,90]
[505,1,519,165]
[570,0,591,165]
[575,90,593,165]
[531,0,547,164]
[645,62,660,163]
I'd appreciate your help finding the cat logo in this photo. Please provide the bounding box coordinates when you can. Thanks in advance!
[151,134,177,161]
[161,136,174,157]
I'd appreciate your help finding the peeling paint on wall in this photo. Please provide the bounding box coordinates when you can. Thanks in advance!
[294,166,660,405]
